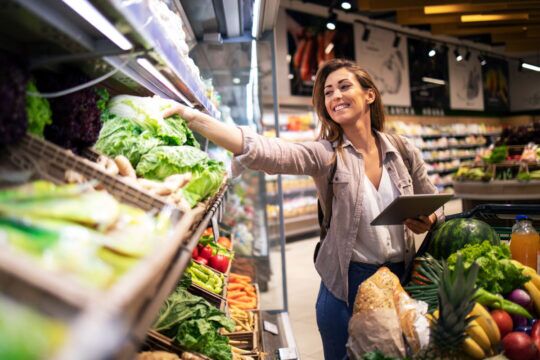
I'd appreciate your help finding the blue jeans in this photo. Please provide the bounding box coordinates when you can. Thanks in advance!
[315,262,405,360]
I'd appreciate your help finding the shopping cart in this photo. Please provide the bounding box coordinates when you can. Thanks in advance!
[412,204,540,273]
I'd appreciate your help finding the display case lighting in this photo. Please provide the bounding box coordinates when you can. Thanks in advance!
[62,0,133,50]
[136,58,193,106]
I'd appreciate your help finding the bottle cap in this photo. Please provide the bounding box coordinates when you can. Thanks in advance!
[515,214,529,221]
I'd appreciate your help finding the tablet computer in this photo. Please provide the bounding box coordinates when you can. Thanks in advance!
[370,194,454,226]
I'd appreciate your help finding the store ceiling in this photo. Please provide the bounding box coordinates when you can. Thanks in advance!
[305,0,540,56]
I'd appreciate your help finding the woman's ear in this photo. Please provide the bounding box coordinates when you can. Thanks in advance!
[366,88,376,104]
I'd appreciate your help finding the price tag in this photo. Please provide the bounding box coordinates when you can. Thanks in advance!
[263,320,279,335]
[278,348,297,360]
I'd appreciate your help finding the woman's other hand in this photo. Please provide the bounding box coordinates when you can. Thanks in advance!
[405,214,436,234]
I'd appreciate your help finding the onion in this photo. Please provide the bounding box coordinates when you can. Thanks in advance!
[507,289,532,308]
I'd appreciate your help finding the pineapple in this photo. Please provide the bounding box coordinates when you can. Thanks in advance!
[414,255,479,360]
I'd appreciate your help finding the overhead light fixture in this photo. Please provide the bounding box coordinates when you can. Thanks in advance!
[62,0,133,50]
[137,58,193,106]
[478,55,487,66]
[454,49,463,62]
[461,13,529,23]
[251,0,262,38]
[425,4,469,15]
[521,60,540,72]
[326,12,337,31]
[341,1,352,10]
[232,77,241,84]
[422,76,446,85]
[464,49,471,61]
[428,49,436,57]
[286,54,291,63]
[393,33,401,48]
[362,26,371,42]
[288,73,294,80]
[324,42,334,54]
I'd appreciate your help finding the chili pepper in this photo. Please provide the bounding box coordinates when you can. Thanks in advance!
[475,288,532,319]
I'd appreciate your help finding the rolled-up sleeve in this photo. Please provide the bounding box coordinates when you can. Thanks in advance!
[232,126,330,178]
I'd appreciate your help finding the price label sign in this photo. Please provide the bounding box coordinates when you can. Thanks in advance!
[263,320,279,335]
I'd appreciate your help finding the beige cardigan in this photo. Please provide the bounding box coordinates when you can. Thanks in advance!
[232,127,444,303]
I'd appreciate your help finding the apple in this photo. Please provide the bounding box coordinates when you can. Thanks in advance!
[194,256,208,265]
[492,309,514,338]
[209,254,229,273]
[199,244,213,260]
[502,332,538,360]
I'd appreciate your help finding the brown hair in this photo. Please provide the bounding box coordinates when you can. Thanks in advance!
[312,59,386,149]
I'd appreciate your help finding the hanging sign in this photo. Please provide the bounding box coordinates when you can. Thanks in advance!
[482,56,510,112]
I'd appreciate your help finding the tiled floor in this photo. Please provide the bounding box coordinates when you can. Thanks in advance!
[284,199,463,359]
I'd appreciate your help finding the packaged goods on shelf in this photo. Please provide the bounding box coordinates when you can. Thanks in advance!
[267,196,318,219]
[266,175,316,194]
[387,121,502,138]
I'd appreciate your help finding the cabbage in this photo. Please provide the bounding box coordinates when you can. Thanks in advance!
[136,146,211,180]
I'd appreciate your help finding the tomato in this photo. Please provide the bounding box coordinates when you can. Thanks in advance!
[209,254,229,273]
[492,309,514,338]
[194,256,208,265]
[217,236,232,250]
[199,244,213,260]
[532,321,540,352]
[192,246,199,259]
[502,332,538,360]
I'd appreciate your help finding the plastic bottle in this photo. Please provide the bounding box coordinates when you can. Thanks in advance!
[509,215,540,271]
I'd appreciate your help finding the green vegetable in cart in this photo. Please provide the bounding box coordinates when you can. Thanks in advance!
[185,261,224,294]
[475,288,532,319]
[483,145,508,164]
[25,79,52,137]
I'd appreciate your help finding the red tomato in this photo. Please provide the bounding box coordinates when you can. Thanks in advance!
[199,245,213,260]
[194,256,208,265]
[492,310,514,338]
[532,322,540,352]
[209,254,229,273]
[192,246,199,259]
[502,332,538,360]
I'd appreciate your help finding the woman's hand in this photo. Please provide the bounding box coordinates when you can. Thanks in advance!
[162,101,244,155]
[405,213,437,234]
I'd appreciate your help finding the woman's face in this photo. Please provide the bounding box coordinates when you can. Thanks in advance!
[323,67,374,127]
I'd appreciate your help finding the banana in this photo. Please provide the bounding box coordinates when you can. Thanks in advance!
[462,337,486,359]
[466,318,492,352]
[469,303,500,346]
[519,264,540,291]
[523,281,540,315]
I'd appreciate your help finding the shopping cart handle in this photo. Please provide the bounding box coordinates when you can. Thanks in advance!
[447,204,540,221]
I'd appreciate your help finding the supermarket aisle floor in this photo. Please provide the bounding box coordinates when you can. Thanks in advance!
[285,236,323,360]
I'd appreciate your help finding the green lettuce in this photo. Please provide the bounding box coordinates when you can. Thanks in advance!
[25,80,52,137]
[136,146,211,180]
[180,163,225,207]
[447,241,530,294]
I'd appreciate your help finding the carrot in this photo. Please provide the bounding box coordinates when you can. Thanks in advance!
[230,273,252,282]
[228,291,245,300]
[227,283,245,291]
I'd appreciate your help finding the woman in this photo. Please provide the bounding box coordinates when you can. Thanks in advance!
[168,59,443,359]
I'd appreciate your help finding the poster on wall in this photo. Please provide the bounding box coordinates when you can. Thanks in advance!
[354,25,411,107]
[482,56,509,112]
[509,59,540,111]
[285,9,354,97]
[407,38,449,110]
[448,46,484,111]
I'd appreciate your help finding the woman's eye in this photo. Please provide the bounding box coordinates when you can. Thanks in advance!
[324,91,333,97]
[340,84,351,91]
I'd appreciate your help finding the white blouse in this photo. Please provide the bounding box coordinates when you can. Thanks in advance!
[351,166,405,264]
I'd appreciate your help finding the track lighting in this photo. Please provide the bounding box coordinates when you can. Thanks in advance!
[341,1,352,10]
[362,26,370,42]
[520,59,540,72]
[326,12,337,31]
[393,33,401,48]
[454,49,463,62]
[478,55,487,66]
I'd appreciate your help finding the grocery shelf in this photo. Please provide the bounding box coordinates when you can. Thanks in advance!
[12,0,218,118]
[266,187,317,202]
[406,132,501,139]
[428,167,459,174]
[424,155,476,163]
[419,143,486,151]
[454,180,540,201]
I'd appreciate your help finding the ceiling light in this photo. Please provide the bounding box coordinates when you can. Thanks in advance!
[137,58,193,106]
[232,77,241,84]
[521,61,540,72]
[362,26,371,42]
[286,54,291,63]
[288,74,294,79]
[62,0,133,50]
[422,76,446,85]
[461,13,529,23]
[464,50,471,61]
[428,48,436,57]
[454,49,463,62]
[425,4,469,15]
[251,0,262,38]
[326,12,337,31]
[478,55,487,66]
[393,34,401,48]
[341,2,352,10]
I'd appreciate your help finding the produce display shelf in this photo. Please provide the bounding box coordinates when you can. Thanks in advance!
[454,180,540,200]
[266,187,317,202]
[428,167,459,174]
[419,143,486,151]
[425,155,476,163]
[105,0,219,118]
[407,132,501,139]
[12,0,218,118]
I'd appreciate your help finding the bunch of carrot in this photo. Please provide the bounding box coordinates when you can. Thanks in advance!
[227,273,257,310]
